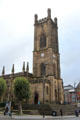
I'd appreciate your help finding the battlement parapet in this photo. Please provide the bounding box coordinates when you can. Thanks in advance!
[34,8,57,26]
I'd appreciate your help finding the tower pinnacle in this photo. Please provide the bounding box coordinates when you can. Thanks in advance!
[12,64,14,74]
[22,61,25,73]
[2,66,5,76]
[47,8,51,18]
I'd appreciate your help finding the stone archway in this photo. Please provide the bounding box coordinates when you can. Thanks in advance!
[34,92,39,104]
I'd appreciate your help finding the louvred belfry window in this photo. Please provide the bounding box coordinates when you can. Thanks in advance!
[40,34,46,48]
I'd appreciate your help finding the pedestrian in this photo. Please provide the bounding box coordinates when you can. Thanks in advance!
[60,109,63,116]
[4,101,12,116]
[75,110,79,117]
[43,111,45,118]
[4,102,9,115]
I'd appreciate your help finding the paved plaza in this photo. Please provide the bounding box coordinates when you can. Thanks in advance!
[0,115,80,120]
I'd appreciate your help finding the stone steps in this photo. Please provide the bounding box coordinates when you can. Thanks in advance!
[21,104,78,115]
[0,104,79,116]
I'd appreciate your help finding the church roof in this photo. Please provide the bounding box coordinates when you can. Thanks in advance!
[76,82,80,89]
[0,72,33,79]
[64,85,74,90]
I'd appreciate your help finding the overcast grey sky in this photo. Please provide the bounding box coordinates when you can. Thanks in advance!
[0,0,80,86]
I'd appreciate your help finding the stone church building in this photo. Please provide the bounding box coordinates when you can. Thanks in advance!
[0,9,64,104]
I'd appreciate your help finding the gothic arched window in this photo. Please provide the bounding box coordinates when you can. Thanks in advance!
[53,63,56,78]
[40,63,46,76]
[40,34,46,48]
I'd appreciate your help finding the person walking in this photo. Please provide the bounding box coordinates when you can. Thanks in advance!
[60,109,63,116]
[75,110,79,117]
[4,102,9,115]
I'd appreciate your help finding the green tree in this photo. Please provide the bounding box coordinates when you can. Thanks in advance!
[14,77,30,115]
[0,78,7,101]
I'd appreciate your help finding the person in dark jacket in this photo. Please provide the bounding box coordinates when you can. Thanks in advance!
[60,109,63,116]
[75,110,79,117]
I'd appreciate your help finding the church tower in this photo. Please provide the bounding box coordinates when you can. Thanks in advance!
[33,8,60,79]
[33,9,64,103]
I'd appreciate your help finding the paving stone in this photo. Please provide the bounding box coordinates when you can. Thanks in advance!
[0,115,80,120]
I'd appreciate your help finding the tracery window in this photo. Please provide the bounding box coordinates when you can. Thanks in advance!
[40,63,46,76]
[40,34,46,48]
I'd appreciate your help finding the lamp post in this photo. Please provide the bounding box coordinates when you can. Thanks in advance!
[42,62,48,118]
[58,86,60,104]
[74,82,77,104]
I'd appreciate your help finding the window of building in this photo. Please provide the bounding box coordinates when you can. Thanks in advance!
[40,63,46,76]
[53,63,56,78]
[55,89,57,98]
[40,34,46,48]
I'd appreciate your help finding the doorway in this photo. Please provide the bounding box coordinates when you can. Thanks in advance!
[34,92,39,104]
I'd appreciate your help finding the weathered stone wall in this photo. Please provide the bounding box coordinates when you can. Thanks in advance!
[29,77,52,104]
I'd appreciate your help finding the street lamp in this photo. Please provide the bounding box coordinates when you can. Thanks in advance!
[74,82,77,104]
[41,62,48,118]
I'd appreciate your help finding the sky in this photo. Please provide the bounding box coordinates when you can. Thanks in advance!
[0,0,80,86]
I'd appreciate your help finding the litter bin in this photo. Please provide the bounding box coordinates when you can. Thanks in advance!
[52,111,57,116]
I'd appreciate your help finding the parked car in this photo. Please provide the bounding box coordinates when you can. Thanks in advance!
[52,110,57,116]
